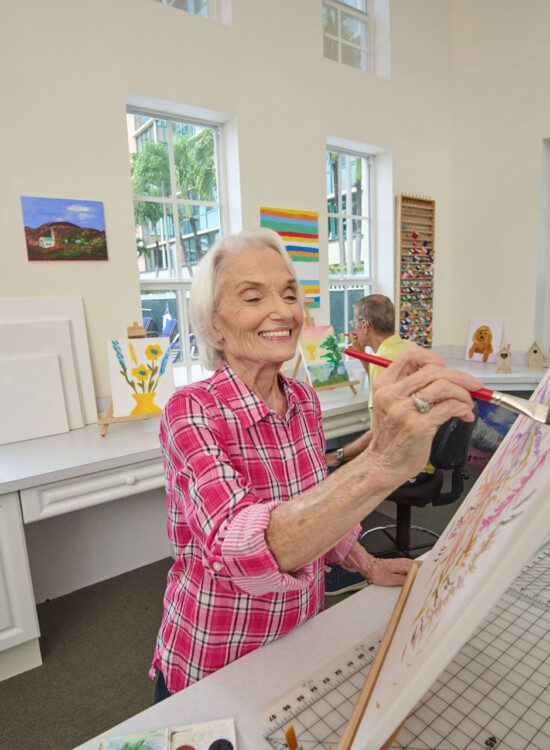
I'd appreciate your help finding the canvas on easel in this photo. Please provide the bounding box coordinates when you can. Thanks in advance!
[338,370,550,749]
[291,307,358,394]
[99,322,175,435]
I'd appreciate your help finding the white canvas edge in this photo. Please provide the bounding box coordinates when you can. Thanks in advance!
[0,318,85,429]
[0,353,70,445]
[0,297,97,423]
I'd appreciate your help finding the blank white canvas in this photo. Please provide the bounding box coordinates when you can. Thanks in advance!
[352,370,550,749]
[0,353,69,444]
[0,319,84,429]
[0,297,97,423]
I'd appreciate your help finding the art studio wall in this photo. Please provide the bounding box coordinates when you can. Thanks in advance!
[0,0,548,400]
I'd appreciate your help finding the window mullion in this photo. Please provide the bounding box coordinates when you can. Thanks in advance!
[167,121,184,281]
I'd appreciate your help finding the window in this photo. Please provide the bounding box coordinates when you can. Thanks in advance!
[127,110,223,384]
[322,0,370,71]
[151,0,232,23]
[152,0,211,19]
[327,147,373,337]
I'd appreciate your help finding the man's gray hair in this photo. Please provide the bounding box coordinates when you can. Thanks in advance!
[190,229,302,371]
[355,294,396,335]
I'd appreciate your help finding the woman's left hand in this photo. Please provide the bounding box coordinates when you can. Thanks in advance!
[365,555,416,587]
[342,543,416,587]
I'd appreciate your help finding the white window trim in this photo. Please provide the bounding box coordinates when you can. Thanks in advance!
[327,145,375,335]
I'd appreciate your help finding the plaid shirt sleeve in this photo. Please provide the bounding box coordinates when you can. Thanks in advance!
[309,388,361,565]
[162,390,317,595]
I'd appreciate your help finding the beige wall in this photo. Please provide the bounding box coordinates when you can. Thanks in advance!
[0,0,545,400]
[449,0,550,348]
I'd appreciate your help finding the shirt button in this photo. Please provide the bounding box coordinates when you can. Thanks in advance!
[212,562,223,572]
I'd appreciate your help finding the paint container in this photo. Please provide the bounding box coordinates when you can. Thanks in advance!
[169,718,236,750]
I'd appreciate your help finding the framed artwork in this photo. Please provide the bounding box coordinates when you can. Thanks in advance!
[21,195,108,261]
[107,338,175,417]
[259,206,320,308]
[465,317,504,364]
[352,369,550,749]
[299,325,350,388]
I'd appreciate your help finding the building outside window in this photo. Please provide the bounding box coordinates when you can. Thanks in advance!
[327,147,373,337]
[322,0,370,72]
[152,0,211,19]
[127,110,223,384]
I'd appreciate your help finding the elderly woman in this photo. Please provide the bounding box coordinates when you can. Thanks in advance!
[151,229,481,700]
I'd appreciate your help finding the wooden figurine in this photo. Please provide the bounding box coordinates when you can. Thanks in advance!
[496,343,512,373]
[126,320,147,338]
[527,342,544,370]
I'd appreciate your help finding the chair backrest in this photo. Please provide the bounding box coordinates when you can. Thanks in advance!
[429,403,479,470]
[160,318,177,338]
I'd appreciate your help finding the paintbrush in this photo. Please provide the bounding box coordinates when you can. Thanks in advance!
[344,348,550,426]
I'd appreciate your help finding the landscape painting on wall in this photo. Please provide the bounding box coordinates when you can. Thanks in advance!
[21,196,108,261]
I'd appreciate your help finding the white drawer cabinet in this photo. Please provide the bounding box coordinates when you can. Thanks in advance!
[0,493,39,651]
[20,459,165,522]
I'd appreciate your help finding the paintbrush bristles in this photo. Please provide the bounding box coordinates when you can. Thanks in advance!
[284,723,299,750]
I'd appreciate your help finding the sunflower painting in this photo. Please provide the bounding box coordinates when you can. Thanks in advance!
[106,337,175,417]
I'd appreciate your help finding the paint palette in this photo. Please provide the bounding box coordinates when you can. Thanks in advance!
[262,546,550,749]
[98,718,237,750]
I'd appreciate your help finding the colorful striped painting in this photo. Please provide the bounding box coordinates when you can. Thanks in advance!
[260,206,320,308]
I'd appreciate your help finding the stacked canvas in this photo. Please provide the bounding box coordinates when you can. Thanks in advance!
[0,297,96,445]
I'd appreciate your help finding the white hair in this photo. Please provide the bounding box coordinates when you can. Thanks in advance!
[189,228,302,371]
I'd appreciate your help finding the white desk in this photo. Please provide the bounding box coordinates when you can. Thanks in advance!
[74,583,400,750]
[74,547,550,750]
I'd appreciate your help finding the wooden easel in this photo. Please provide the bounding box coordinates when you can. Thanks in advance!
[98,321,162,436]
[291,305,359,394]
[338,563,419,750]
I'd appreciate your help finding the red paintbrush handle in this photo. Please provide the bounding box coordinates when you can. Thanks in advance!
[344,348,495,403]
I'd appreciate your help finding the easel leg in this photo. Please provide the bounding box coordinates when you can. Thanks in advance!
[100,402,113,437]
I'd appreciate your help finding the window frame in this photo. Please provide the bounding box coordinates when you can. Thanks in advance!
[322,0,371,72]
[327,146,375,336]
[128,107,225,385]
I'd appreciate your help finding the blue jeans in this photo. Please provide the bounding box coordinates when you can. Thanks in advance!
[153,670,172,703]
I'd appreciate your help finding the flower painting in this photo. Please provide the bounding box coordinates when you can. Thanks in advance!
[107,337,175,417]
[299,325,351,388]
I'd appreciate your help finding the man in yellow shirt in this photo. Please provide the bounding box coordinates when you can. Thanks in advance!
[349,294,411,414]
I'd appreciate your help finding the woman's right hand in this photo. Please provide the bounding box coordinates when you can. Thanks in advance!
[364,346,483,485]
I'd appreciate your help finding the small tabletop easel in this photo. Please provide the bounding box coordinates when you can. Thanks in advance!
[291,305,359,394]
[338,563,419,750]
[98,321,161,436]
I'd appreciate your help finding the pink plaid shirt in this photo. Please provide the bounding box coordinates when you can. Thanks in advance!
[151,365,360,693]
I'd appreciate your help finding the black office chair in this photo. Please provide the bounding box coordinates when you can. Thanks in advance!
[361,405,478,558]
